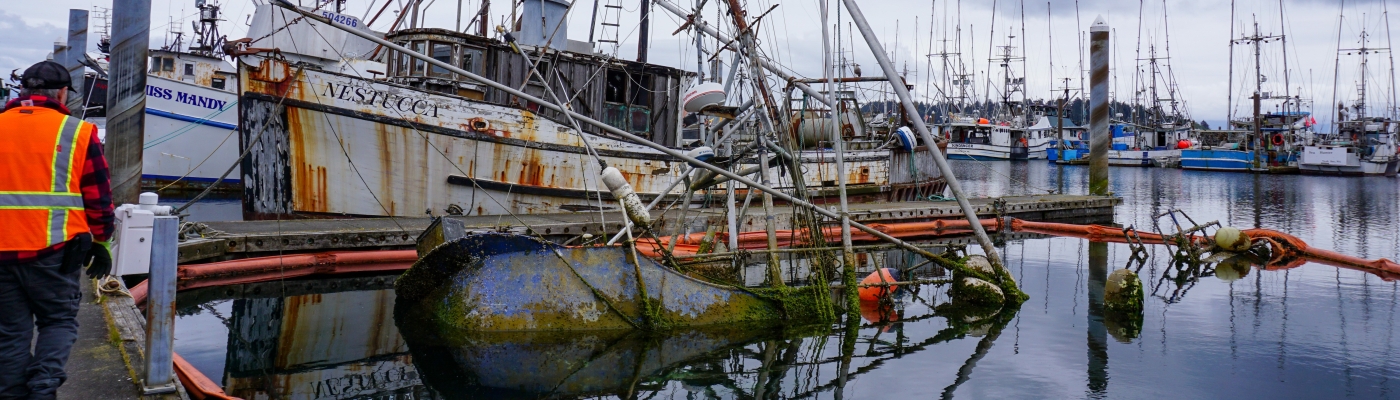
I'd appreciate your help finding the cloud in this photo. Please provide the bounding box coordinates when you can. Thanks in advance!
[0,9,64,85]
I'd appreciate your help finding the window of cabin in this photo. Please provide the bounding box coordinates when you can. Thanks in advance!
[459,47,483,75]
[211,77,225,90]
[396,51,410,77]
[429,42,453,78]
[162,57,175,72]
[411,41,427,76]
[628,73,652,106]
[604,69,627,103]
[149,56,161,72]
[184,63,194,76]
[601,70,654,134]
[529,61,552,83]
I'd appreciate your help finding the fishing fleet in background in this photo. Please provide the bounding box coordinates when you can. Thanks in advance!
[15,0,1398,222]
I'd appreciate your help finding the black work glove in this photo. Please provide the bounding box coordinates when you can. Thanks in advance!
[86,240,113,279]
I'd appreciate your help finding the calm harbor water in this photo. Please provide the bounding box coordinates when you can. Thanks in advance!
[169,160,1400,399]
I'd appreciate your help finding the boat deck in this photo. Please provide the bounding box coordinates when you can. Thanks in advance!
[178,194,1121,263]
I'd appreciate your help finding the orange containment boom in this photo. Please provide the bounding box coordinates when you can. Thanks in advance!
[636,218,1001,257]
[1008,218,1399,280]
[175,352,238,400]
[130,249,418,303]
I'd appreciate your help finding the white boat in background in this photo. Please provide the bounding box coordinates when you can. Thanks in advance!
[1299,22,1399,177]
[1300,118,1399,176]
[141,48,241,189]
[943,115,1051,161]
[1107,124,1193,167]
[83,1,241,190]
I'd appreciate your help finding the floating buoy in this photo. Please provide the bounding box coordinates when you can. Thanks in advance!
[682,81,726,112]
[858,268,898,301]
[1214,226,1251,252]
[894,127,917,152]
[978,118,990,125]
[1177,139,1192,149]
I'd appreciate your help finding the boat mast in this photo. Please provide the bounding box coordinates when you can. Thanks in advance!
[1278,0,1292,140]
[1228,0,1237,126]
[1330,1,1345,133]
[1386,3,1399,120]
[1254,20,1263,167]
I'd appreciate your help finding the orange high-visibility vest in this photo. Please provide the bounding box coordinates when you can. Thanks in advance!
[0,106,94,251]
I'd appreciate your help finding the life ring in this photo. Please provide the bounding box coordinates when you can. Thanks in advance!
[1271,133,1285,146]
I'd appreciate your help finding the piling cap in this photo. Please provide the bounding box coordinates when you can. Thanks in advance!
[1091,15,1109,32]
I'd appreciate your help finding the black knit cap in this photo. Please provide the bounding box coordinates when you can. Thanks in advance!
[20,61,73,91]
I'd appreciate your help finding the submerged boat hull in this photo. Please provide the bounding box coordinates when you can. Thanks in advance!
[395,231,783,332]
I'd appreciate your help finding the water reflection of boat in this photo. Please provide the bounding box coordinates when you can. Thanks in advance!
[174,275,426,399]
[395,320,779,399]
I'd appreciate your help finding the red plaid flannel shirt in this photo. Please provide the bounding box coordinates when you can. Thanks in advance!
[0,94,115,263]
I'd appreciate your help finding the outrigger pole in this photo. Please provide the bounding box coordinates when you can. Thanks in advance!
[839,0,1014,277]
[265,0,982,274]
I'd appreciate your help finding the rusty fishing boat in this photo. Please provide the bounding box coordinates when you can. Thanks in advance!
[227,1,945,220]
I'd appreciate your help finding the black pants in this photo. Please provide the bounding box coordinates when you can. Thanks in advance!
[0,250,81,400]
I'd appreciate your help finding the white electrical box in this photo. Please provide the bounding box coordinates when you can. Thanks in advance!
[111,192,174,276]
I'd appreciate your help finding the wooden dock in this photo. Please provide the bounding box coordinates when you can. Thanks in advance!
[178,194,1120,263]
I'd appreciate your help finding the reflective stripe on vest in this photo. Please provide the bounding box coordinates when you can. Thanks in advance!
[0,115,87,247]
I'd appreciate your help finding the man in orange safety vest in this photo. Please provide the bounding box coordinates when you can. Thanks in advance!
[0,60,115,400]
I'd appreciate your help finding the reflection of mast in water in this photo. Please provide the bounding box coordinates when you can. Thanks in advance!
[1086,242,1108,395]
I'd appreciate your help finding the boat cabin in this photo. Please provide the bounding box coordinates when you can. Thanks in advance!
[381,28,692,146]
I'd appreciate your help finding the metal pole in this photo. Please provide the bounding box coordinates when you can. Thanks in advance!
[637,0,651,63]
[1089,17,1110,196]
[65,9,89,115]
[652,0,835,107]
[838,0,1012,277]
[270,0,950,263]
[821,0,857,307]
[141,216,179,394]
[107,0,151,205]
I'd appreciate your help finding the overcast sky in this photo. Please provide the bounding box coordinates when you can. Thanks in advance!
[4,0,1396,130]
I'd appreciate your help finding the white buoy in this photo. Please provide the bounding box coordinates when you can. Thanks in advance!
[601,167,651,228]
[894,126,917,152]
[682,81,726,113]
[685,146,715,163]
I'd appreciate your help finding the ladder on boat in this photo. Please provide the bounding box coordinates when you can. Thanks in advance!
[594,0,623,53]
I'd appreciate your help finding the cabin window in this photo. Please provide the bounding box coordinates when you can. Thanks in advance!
[149,56,161,72]
[604,69,627,103]
[529,61,552,83]
[628,73,652,106]
[602,69,653,134]
[210,77,225,90]
[458,47,483,75]
[411,41,427,76]
[184,63,194,76]
[163,58,175,72]
[395,51,410,77]
[429,42,453,78]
